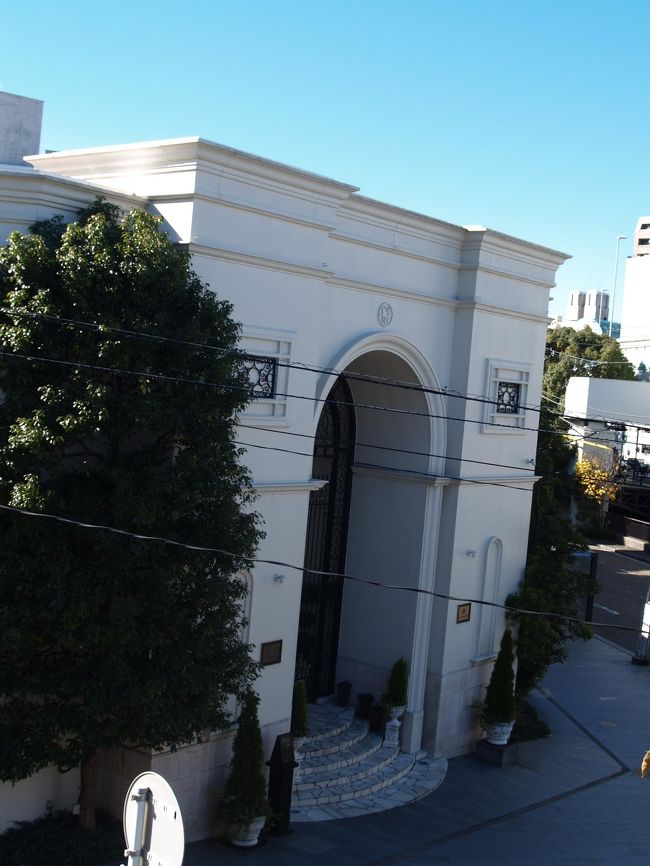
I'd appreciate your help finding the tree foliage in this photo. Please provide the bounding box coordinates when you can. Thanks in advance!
[575,457,619,529]
[0,200,262,828]
[219,691,270,828]
[544,326,635,405]
[290,680,309,738]
[385,657,409,708]
[482,629,515,725]
[507,325,630,692]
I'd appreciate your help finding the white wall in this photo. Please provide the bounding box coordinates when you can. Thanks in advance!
[565,377,650,428]
[0,767,80,834]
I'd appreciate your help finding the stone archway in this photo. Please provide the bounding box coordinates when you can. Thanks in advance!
[301,339,446,753]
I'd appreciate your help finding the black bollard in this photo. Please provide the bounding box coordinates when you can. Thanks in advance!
[267,733,298,836]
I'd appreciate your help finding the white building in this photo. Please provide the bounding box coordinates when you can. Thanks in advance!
[619,217,650,371]
[551,289,611,335]
[566,289,610,326]
[564,376,650,467]
[0,94,568,839]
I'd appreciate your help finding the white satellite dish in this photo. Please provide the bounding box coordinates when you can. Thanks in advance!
[123,771,184,866]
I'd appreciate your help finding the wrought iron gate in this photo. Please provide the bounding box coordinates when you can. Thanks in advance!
[296,377,355,698]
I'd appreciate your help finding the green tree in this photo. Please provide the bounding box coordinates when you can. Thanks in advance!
[508,404,593,692]
[508,325,633,692]
[481,628,515,725]
[544,326,635,405]
[0,201,262,829]
[219,691,270,830]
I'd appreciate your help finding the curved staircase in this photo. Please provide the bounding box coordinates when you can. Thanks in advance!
[290,702,447,822]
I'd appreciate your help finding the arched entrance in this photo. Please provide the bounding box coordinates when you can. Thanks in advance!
[295,340,446,753]
[296,376,355,698]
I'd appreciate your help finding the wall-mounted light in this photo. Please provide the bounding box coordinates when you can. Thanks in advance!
[465,549,476,558]
[273,573,286,584]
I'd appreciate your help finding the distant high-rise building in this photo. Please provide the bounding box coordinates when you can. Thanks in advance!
[567,290,585,320]
[584,290,609,323]
[562,288,611,334]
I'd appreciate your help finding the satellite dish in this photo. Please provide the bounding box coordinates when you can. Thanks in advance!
[123,771,184,866]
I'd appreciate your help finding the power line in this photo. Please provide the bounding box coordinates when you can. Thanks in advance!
[9,311,649,459]
[0,305,549,414]
[545,347,635,368]
[7,343,639,461]
[0,348,549,436]
[239,423,535,475]
[235,441,536,494]
[0,348,542,482]
[6,344,647,486]
[0,501,635,635]
[14,306,635,441]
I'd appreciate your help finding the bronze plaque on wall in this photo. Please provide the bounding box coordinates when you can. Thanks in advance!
[261,639,283,666]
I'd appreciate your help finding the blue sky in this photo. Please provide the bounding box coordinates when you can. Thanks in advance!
[2,0,648,319]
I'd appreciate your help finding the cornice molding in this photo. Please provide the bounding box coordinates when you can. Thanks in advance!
[445,474,539,488]
[191,190,337,232]
[28,137,358,203]
[0,167,143,210]
[352,464,450,487]
[345,194,465,241]
[454,299,550,325]
[462,225,570,268]
[190,242,332,279]
[329,230,461,270]
[253,479,328,494]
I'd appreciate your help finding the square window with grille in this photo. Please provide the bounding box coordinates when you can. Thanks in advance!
[484,361,529,432]
[239,329,293,420]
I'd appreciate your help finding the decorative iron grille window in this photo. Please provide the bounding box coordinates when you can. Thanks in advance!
[241,355,277,399]
[484,360,529,432]
[496,382,520,414]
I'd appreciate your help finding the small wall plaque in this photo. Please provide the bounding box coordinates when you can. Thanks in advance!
[456,603,471,623]
[260,639,283,666]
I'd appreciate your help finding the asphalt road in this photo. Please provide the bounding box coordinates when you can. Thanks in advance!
[589,545,650,655]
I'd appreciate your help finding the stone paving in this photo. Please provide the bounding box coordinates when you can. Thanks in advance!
[183,636,650,865]
[291,701,447,820]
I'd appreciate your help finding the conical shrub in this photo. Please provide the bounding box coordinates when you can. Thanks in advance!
[219,691,270,827]
[482,629,516,725]
[291,680,309,737]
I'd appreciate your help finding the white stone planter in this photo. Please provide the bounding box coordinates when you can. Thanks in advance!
[389,705,407,721]
[228,815,267,848]
[485,720,515,746]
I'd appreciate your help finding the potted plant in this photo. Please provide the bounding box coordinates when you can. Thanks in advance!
[384,658,409,720]
[219,691,271,848]
[369,698,389,736]
[291,680,309,751]
[336,679,352,707]
[356,692,374,720]
[480,628,516,746]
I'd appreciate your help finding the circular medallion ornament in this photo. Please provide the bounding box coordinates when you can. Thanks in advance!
[378,302,393,327]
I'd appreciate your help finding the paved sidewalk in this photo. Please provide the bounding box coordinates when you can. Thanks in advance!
[183,637,650,865]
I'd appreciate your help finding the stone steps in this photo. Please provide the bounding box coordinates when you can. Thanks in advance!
[290,701,448,822]
[295,735,387,787]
